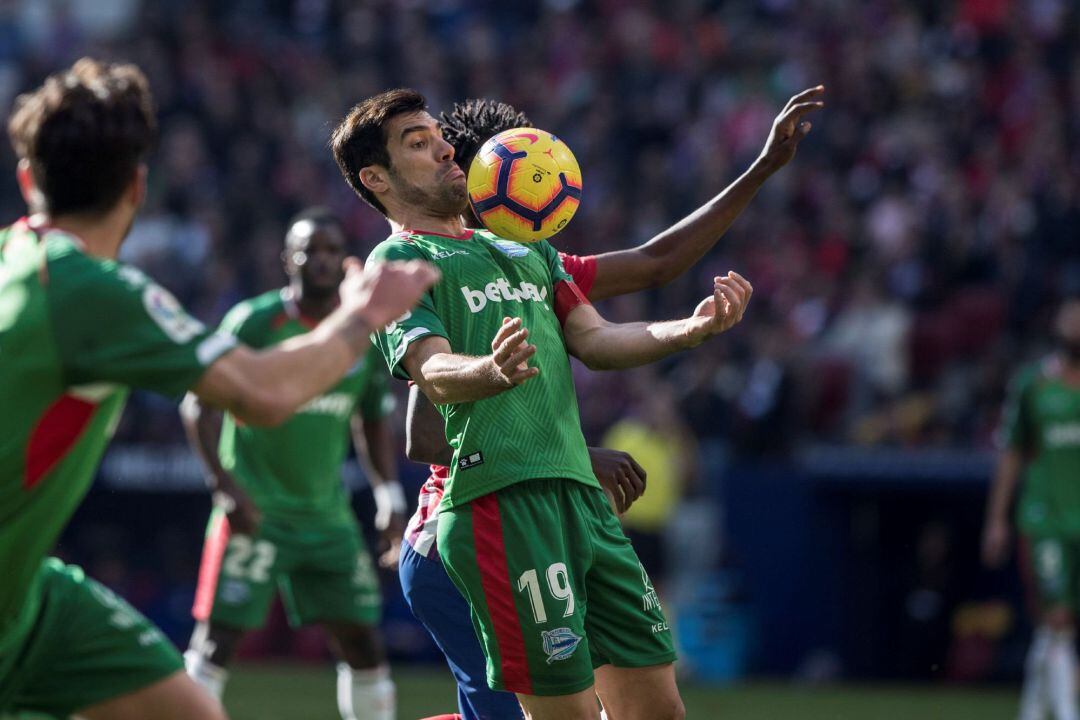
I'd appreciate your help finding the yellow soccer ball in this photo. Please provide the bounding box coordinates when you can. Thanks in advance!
[467,127,582,243]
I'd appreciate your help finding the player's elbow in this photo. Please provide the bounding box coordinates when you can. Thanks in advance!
[638,246,679,289]
[579,353,617,371]
[567,328,615,371]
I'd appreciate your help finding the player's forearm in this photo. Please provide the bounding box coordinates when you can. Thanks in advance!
[416,352,516,405]
[359,418,398,486]
[590,160,772,300]
[640,159,772,280]
[570,317,706,371]
[985,450,1023,526]
[354,416,407,526]
[405,386,455,466]
[179,394,234,493]
[196,310,369,426]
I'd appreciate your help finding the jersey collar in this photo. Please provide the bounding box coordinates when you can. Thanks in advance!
[279,287,322,330]
[402,227,475,241]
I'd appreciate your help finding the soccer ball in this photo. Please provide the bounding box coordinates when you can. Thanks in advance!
[467,127,582,243]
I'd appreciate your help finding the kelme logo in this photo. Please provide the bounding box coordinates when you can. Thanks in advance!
[460,278,548,313]
[541,627,582,664]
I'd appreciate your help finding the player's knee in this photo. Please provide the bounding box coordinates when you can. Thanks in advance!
[326,621,385,668]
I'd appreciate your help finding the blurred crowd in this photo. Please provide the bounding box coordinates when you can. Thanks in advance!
[2,0,1078,452]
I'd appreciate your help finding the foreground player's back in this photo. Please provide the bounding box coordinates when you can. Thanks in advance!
[0,222,126,647]
[0,220,225,649]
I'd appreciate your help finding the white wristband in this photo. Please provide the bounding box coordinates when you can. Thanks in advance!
[373,482,407,530]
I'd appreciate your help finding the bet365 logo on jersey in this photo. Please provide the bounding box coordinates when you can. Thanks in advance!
[460,278,548,313]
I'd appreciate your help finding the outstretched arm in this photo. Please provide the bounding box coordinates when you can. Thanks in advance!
[194,259,439,426]
[587,86,824,301]
[564,272,752,370]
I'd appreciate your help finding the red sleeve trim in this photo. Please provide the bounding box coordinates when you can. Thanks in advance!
[554,279,591,326]
[558,252,598,299]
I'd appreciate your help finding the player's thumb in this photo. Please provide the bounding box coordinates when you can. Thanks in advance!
[796,121,812,138]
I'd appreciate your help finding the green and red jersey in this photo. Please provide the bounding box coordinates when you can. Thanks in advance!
[369,229,595,509]
[216,289,394,525]
[404,252,598,559]
[1003,356,1080,536]
[0,219,235,653]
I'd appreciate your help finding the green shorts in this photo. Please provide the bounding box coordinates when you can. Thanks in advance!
[438,478,676,697]
[1025,534,1080,612]
[0,558,182,718]
[193,507,381,630]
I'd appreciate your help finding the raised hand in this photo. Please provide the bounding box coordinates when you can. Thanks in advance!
[758,85,825,172]
[490,317,540,387]
[690,271,753,338]
[344,257,441,330]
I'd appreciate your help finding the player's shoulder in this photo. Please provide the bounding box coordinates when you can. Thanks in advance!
[1013,356,1060,391]
[42,230,141,300]
[368,231,435,263]
[220,289,285,334]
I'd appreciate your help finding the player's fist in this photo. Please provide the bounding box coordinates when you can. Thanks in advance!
[758,85,825,172]
[689,271,753,340]
[490,317,539,387]
[981,518,1011,569]
[345,258,440,330]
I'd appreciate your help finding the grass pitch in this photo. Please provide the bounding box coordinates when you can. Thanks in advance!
[223,663,1016,719]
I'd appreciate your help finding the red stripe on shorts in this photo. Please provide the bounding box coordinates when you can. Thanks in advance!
[472,493,532,694]
[192,513,231,621]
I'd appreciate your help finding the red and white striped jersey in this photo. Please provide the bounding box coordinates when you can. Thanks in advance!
[404,465,449,557]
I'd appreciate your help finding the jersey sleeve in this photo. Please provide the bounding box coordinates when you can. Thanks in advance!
[49,252,236,398]
[1001,368,1036,453]
[367,239,448,380]
[558,252,598,299]
[538,242,590,325]
[357,346,396,420]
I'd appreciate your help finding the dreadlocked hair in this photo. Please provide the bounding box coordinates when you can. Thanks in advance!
[440,99,531,170]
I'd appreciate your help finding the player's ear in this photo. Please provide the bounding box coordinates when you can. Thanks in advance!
[128,164,148,209]
[359,166,389,195]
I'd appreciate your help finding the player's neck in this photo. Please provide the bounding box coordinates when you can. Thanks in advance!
[1061,357,1080,386]
[387,210,467,239]
[41,210,129,259]
[288,283,338,320]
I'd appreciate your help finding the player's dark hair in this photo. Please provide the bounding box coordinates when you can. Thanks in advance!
[440,99,531,170]
[8,58,156,217]
[330,88,427,217]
